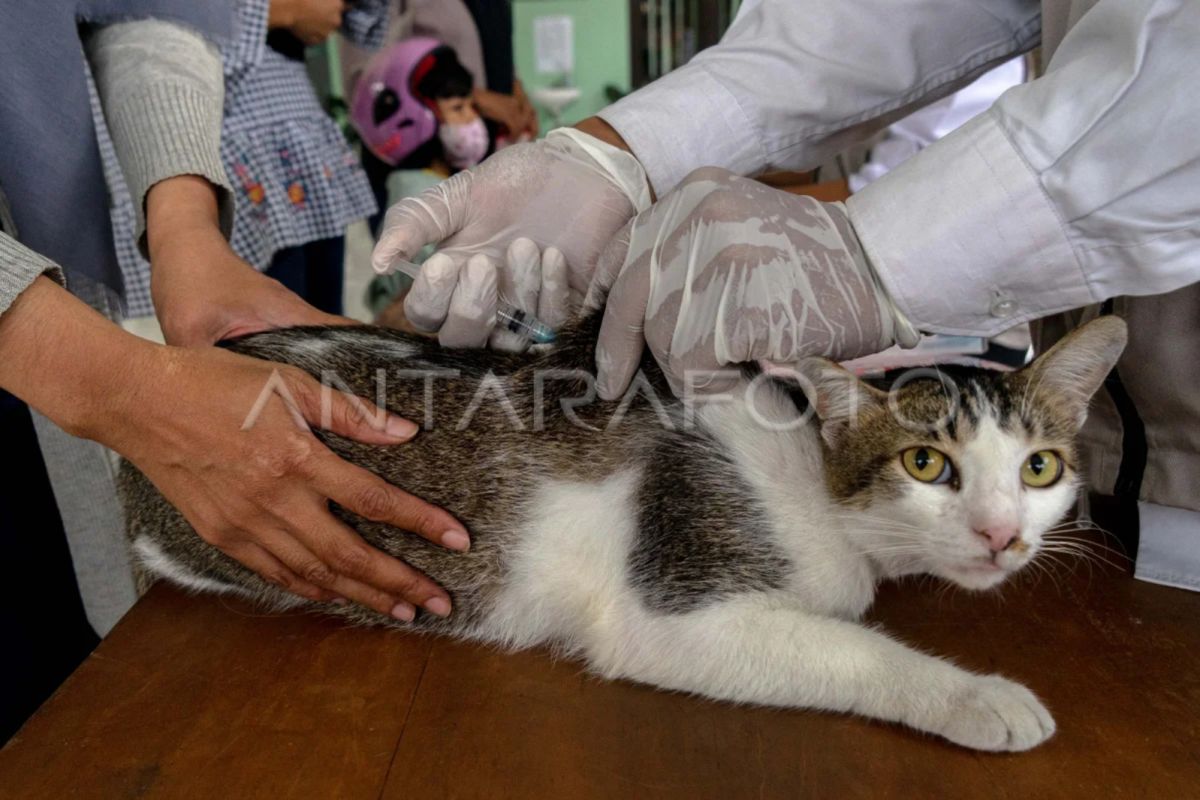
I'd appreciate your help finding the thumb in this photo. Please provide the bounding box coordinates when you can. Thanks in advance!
[584,218,633,311]
[291,373,420,445]
[594,241,650,401]
[371,178,468,275]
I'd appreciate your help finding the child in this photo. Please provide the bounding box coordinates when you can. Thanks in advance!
[353,37,489,239]
[351,37,491,319]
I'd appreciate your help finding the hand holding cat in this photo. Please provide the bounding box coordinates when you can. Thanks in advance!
[146,175,353,348]
[109,344,467,621]
[586,168,920,399]
[372,127,651,347]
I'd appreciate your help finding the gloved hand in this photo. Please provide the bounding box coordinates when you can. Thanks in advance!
[406,238,569,351]
[585,167,919,399]
[372,128,651,348]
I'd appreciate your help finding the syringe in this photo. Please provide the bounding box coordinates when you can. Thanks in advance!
[389,258,557,344]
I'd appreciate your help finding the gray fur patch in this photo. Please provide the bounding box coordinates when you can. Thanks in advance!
[631,429,790,613]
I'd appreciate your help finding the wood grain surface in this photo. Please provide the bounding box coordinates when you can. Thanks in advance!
[3,532,1197,799]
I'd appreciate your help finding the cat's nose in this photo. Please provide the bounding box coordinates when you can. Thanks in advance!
[974,526,1019,553]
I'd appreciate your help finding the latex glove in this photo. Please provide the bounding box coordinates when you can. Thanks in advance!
[405,237,570,351]
[373,128,651,347]
[586,167,919,399]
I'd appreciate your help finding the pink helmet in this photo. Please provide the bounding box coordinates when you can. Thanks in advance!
[351,37,442,166]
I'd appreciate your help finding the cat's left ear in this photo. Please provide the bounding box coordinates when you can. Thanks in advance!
[1016,316,1128,428]
[796,357,886,447]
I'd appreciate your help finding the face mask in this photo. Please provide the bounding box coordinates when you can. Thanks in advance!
[438,118,489,170]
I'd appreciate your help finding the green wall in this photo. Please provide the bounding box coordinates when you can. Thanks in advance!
[512,0,630,130]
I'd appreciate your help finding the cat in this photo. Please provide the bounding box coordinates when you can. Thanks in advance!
[118,312,1127,752]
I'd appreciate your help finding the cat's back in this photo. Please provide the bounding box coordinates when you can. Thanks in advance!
[119,321,800,637]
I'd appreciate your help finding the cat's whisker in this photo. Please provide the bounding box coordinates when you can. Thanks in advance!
[1019,557,1055,593]
[827,513,930,531]
[1040,535,1131,564]
[1037,542,1128,572]
[1046,525,1128,556]
[1036,556,1070,596]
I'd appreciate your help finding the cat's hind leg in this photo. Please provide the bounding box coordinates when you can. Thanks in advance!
[584,594,1055,752]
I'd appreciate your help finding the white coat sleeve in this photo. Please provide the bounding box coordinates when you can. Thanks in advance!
[599,0,1042,194]
[848,0,1200,336]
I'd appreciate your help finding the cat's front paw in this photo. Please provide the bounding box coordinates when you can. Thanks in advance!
[938,674,1055,751]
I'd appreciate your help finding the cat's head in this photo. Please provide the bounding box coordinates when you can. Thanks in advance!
[798,317,1127,591]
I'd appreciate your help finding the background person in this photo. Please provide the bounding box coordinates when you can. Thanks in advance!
[105,0,390,323]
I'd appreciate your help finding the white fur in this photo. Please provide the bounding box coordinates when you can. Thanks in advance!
[134,537,247,597]
[477,468,643,653]
[134,536,306,610]
[464,381,1064,751]
[861,404,1076,591]
[140,379,1066,751]
[333,330,419,361]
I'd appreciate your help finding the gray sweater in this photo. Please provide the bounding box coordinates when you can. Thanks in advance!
[0,19,232,317]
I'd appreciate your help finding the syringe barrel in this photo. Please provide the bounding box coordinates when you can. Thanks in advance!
[496,304,557,344]
[389,258,557,344]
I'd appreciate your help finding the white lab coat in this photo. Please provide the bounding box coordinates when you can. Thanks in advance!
[601,0,1200,588]
[848,58,1027,193]
[600,0,1200,337]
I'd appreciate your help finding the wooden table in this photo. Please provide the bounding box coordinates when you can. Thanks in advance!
[3,534,1198,798]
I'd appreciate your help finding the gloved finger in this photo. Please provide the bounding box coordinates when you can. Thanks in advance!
[439,254,498,349]
[595,247,652,401]
[403,252,462,334]
[371,178,466,274]
[537,246,570,330]
[662,354,743,399]
[490,238,542,352]
[584,218,634,312]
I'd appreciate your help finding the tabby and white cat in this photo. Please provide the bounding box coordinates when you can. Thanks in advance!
[119,313,1127,751]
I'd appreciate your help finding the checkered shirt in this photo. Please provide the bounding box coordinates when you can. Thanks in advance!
[102,0,386,317]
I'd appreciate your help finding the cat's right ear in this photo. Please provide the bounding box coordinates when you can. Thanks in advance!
[796,357,886,447]
[1017,315,1128,428]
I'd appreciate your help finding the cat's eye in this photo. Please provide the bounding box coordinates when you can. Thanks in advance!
[900,447,953,485]
[1021,450,1063,488]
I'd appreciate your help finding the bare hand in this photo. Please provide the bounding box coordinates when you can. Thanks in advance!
[512,80,539,139]
[109,344,468,619]
[472,88,528,138]
[269,0,344,45]
[150,223,349,347]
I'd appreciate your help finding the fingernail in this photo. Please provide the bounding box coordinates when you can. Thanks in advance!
[331,597,349,606]
[386,416,419,441]
[391,602,416,622]
[425,596,452,618]
[442,530,471,551]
